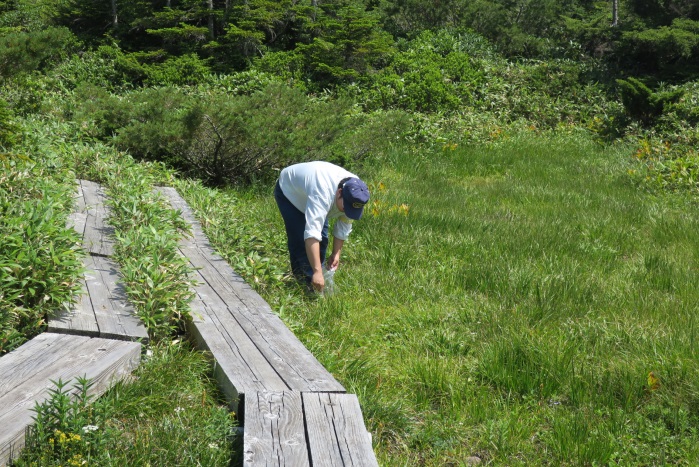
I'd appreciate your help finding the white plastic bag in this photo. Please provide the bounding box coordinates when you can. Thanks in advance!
[322,265,337,296]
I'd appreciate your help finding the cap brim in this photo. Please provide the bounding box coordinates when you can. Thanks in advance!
[344,205,364,220]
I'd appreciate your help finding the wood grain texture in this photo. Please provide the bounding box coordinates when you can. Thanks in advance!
[157,187,344,393]
[80,179,115,257]
[186,279,288,406]
[48,255,148,342]
[88,255,148,341]
[69,182,87,239]
[0,333,141,466]
[243,391,310,467]
[303,393,378,467]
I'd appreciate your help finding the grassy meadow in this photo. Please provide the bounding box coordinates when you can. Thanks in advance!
[176,129,699,465]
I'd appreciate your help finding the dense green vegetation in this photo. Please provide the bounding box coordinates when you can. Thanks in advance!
[206,131,699,465]
[2,0,699,465]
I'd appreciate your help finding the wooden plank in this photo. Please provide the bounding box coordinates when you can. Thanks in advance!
[243,391,309,467]
[157,186,344,393]
[48,255,148,342]
[186,283,288,408]
[69,181,87,239]
[0,333,141,466]
[47,271,100,337]
[0,333,87,396]
[184,244,344,393]
[88,255,148,341]
[303,393,378,467]
[80,180,115,257]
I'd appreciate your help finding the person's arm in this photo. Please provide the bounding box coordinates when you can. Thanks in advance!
[305,237,325,291]
[326,237,344,270]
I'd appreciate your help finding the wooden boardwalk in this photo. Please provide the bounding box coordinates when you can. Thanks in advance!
[158,186,378,466]
[0,334,141,466]
[0,180,377,466]
[48,180,148,342]
[0,180,147,466]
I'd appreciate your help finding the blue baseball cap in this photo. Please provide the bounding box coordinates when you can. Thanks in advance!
[342,177,370,220]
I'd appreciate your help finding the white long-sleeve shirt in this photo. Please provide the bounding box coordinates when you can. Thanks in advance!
[278,161,356,241]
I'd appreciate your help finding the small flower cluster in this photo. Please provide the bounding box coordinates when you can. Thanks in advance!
[369,200,410,217]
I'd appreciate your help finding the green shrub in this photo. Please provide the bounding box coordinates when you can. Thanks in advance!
[0,27,80,78]
[253,50,306,86]
[79,83,361,185]
[0,98,19,148]
[20,378,110,466]
[204,69,281,96]
[47,45,146,92]
[349,30,486,112]
[0,153,82,354]
[144,53,213,86]
[617,77,684,126]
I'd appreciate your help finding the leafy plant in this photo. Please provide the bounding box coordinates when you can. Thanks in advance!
[0,152,82,354]
[0,97,19,148]
[617,77,684,126]
[105,166,195,341]
[19,377,110,466]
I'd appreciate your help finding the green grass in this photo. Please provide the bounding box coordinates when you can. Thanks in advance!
[16,342,237,466]
[182,129,699,465]
[6,120,237,465]
[9,119,699,465]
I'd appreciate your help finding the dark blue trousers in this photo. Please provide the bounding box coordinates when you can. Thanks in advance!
[274,181,329,283]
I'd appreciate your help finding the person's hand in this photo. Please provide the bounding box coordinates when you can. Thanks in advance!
[311,270,325,292]
[326,252,340,271]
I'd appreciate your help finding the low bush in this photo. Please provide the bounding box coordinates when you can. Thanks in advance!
[0,27,80,78]
[617,77,684,126]
[0,98,19,148]
[0,153,82,354]
[74,83,370,185]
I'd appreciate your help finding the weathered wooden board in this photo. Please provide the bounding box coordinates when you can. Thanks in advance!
[69,181,87,239]
[186,276,288,406]
[184,244,343,392]
[156,187,378,464]
[47,272,100,337]
[157,187,344,393]
[0,333,141,466]
[303,393,378,467]
[80,179,115,257]
[48,254,148,342]
[243,391,309,467]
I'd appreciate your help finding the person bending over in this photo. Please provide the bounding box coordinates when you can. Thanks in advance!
[274,161,370,293]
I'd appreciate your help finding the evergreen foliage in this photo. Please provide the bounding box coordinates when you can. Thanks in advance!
[73,84,367,185]
[0,27,79,78]
[616,77,683,126]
